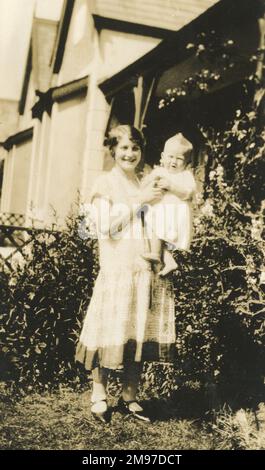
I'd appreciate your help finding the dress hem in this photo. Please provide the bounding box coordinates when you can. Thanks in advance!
[75,339,176,372]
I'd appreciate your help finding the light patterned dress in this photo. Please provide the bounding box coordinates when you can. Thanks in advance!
[75,166,176,371]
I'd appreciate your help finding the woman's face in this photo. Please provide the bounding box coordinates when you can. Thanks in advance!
[113,134,142,174]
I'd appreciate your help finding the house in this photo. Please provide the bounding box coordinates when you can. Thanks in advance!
[0,0,263,233]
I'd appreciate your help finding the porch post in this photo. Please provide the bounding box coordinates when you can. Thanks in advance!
[25,119,41,226]
[254,15,265,106]
[0,149,8,212]
[33,112,51,225]
[4,146,15,213]
[133,76,156,130]
[133,76,144,129]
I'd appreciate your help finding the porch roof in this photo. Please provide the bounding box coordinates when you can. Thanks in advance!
[98,0,263,99]
[91,0,219,32]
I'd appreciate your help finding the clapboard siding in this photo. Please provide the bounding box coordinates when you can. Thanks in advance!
[91,0,219,31]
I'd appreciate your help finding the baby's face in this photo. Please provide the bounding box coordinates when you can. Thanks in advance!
[161,147,187,173]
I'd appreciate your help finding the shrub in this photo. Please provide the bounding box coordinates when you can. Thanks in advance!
[0,213,98,390]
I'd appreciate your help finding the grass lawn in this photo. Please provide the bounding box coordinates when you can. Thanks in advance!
[1,383,265,450]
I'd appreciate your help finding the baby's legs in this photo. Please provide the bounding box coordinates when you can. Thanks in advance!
[158,246,178,277]
[142,235,162,263]
[142,200,164,263]
[142,236,179,275]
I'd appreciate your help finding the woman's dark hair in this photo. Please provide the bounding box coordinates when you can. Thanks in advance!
[104,125,145,157]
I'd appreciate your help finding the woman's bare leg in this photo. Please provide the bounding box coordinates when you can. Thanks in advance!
[91,367,109,412]
[122,361,143,412]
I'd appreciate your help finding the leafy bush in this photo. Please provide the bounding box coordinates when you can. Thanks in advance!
[0,214,98,390]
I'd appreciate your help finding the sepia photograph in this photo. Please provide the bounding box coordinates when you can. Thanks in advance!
[0,0,265,459]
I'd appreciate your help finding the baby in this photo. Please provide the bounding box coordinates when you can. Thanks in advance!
[141,133,197,276]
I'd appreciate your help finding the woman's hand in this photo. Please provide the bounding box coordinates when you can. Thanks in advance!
[138,180,164,205]
[155,177,171,191]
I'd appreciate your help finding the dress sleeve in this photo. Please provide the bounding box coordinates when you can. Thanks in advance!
[89,174,113,204]
[76,174,112,238]
[83,175,112,238]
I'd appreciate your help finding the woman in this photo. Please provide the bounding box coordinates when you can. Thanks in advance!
[75,125,176,424]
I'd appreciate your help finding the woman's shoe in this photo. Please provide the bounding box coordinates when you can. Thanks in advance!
[118,397,151,423]
[91,399,111,424]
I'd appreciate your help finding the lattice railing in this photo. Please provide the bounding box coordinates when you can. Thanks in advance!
[0,213,62,272]
[0,212,26,227]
